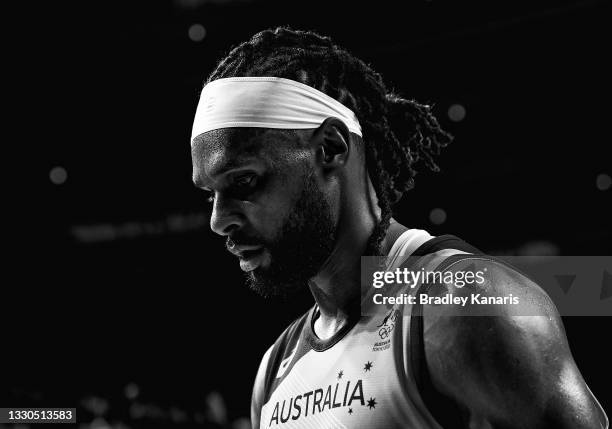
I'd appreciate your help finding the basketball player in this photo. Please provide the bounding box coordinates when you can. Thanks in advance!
[190,27,608,428]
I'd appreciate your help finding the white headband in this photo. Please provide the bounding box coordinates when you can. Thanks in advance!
[191,77,362,145]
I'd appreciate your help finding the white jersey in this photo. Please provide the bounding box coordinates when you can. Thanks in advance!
[257,230,482,428]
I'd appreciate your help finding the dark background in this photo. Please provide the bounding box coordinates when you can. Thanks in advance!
[6,0,610,427]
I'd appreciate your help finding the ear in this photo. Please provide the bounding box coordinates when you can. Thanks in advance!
[312,117,351,170]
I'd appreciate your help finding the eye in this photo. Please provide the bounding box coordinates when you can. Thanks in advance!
[230,174,259,200]
[234,174,256,188]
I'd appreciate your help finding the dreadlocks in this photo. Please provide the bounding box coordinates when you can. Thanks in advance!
[206,27,452,255]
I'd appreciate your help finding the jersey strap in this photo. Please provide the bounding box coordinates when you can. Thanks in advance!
[411,234,481,257]
[408,235,483,428]
[262,309,312,404]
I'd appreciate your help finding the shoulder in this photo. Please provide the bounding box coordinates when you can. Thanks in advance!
[423,257,566,390]
[422,257,608,427]
[423,256,566,376]
[423,256,564,384]
[434,256,557,315]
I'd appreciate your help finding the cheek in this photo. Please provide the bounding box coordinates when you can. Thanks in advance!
[244,177,303,237]
[248,203,288,237]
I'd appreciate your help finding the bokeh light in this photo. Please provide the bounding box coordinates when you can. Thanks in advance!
[49,166,67,185]
[124,382,140,400]
[448,103,466,122]
[429,207,447,225]
[188,24,206,42]
[595,173,611,191]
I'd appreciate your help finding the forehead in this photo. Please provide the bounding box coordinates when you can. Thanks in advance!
[191,128,305,185]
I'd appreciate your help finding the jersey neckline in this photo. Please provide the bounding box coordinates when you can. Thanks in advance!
[304,228,435,352]
[304,305,361,352]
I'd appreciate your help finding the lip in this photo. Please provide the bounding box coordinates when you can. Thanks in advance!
[238,248,266,272]
[228,244,264,257]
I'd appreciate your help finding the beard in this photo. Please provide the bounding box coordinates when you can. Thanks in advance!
[238,169,337,299]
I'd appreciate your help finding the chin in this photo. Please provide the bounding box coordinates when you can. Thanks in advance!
[246,265,310,300]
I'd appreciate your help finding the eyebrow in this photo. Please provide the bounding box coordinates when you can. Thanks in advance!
[193,157,258,189]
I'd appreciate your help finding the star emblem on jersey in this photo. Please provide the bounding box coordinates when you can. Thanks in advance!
[348,408,353,415]
[367,397,377,409]
[364,361,373,372]
[337,370,343,379]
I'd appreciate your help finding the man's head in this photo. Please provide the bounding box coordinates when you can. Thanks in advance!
[192,126,342,298]
[191,27,452,298]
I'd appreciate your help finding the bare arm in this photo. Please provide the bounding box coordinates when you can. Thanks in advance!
[422,259,608,429]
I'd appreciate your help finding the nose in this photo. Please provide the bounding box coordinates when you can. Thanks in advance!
[209,194,244,236]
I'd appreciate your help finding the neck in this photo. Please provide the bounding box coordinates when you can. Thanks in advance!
[309,216,407,326]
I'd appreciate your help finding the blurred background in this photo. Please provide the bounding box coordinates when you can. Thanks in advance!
[5,0,610,427]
